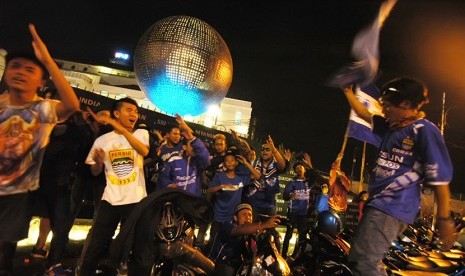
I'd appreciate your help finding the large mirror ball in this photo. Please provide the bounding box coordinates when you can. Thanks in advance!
[134,16,233,116]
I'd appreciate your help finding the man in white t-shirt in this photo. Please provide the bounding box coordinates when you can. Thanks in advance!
[79,97,149,275]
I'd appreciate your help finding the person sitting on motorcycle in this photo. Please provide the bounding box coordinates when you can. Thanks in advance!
[209,203,281,276]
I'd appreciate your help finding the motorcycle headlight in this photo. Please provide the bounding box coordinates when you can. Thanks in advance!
[155,201,185,242]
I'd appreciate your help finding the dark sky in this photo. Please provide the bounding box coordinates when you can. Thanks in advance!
[1,0,465,193]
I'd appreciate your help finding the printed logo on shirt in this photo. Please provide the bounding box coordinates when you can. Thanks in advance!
[110,149,134,177]
[0,114,39,186]
[401,137,414,150]
[108,172,137,185]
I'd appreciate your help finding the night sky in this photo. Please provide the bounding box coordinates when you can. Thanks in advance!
[1,0,465,193]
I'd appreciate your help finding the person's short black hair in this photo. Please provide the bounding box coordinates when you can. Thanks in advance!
[293,161,304,171]
[380,77,429,109]
[164,123,181,135]
[111,97,139,117]
[6,51,49,80]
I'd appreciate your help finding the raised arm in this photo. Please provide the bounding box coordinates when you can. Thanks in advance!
[329,154,343,187]
[231,215,281,236]
[343,86,372,123]
[266,135,286,171]
[230,129,253,157]
[236,154,261,180]
[87,107,149,157]
[175,114,194,140]
[29,24,79,120]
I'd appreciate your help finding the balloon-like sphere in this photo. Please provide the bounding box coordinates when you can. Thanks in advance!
[134,16,233,116]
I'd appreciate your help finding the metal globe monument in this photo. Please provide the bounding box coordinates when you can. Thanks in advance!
[134,16,233,116]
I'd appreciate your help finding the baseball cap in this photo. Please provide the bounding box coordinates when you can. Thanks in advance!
[235,203,252,214]
[225,147,240,158]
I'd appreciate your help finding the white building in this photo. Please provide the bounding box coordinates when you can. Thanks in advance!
[0,52,252,137]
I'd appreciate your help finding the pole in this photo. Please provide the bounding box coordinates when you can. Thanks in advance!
[339,125,350,158]
[440,92,446,137]
[359,142,367,193]
[432,92,446,231]
[350,146,359,179]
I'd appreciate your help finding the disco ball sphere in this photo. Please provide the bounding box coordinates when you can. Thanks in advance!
[134,16,233,116]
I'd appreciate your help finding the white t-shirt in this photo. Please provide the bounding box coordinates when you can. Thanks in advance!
[86,129,149,205]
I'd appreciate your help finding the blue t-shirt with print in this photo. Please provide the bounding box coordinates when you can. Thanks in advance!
[283,179,311,216]
[210,171,251,222]
[368,115,453,224]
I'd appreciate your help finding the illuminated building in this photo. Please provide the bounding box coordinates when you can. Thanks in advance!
[0,52,252,138]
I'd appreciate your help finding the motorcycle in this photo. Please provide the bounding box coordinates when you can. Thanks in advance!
[290,210,465,276]
[236,215,291,276]
[289,210,353,276]
[383,215,465,276]
[109,188,215,275]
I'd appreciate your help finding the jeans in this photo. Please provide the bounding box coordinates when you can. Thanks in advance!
[348,207,408,276]
[80,200,136,275]
[46,187,75,267]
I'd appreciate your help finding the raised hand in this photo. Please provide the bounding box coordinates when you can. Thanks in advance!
[266,135,277,152]
[302,152,313,169]
[28,24,53,65]
[284,148,292,162]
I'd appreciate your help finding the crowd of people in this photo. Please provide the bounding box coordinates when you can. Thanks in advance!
[0,24,455,276]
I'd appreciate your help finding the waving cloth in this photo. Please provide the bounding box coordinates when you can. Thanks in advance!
[327,0,398,88]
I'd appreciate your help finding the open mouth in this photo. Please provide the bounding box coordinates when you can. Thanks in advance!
[11,77,26,84]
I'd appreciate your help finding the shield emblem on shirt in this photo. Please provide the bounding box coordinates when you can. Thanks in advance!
[402,137,414,150]
[110,149,134,177]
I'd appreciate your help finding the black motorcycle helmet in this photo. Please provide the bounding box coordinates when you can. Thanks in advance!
[316,210,342,237]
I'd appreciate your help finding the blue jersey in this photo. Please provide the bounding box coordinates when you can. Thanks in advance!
[315,194,329,214]
[210,171,251,222]
[159,142,183,163]
[158,138,210,196]
[243,158,282,210]
[283,179,311,216]
[368,116,453,224]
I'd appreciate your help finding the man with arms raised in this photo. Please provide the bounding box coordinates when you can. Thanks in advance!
[343,78,455,275]
[0,24,79,274]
